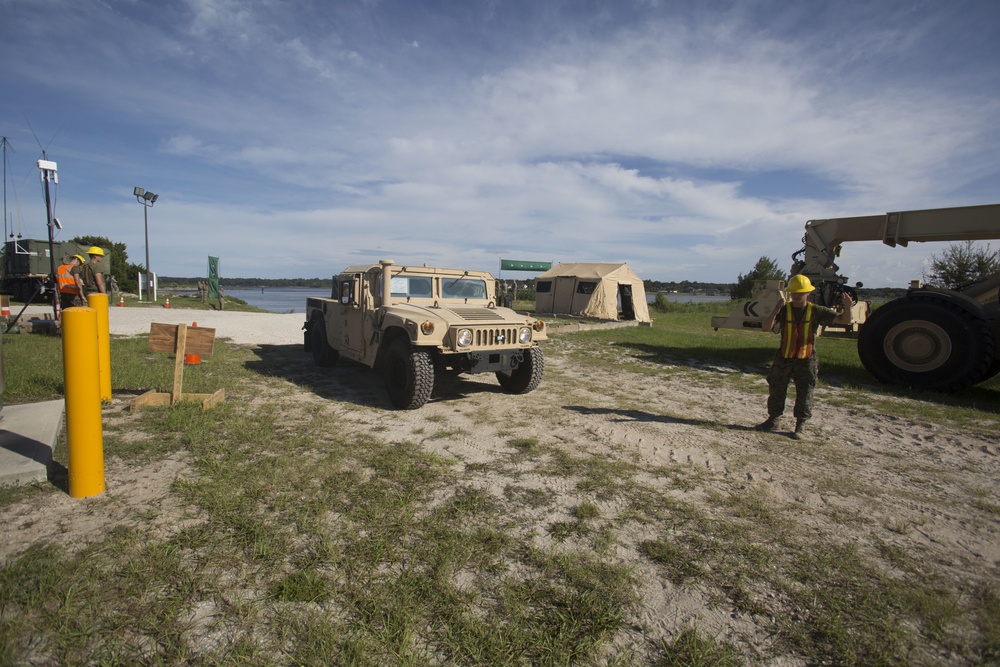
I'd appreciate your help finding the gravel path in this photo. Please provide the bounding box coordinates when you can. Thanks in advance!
[18,305,306,346]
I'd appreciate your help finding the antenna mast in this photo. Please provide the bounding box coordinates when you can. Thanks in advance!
[1,136,10,241]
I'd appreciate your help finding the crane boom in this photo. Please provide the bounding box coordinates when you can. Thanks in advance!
[797,203,1000,282]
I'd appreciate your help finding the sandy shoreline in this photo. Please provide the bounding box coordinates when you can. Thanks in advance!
[17,305,306,346]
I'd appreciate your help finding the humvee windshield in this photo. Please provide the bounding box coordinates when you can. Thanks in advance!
[388,274,434,298]
[442,278,487,300]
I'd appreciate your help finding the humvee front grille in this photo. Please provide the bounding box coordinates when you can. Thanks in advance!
[473,327,519,347]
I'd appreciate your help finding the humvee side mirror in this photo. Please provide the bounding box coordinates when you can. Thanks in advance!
[340,280,353,306]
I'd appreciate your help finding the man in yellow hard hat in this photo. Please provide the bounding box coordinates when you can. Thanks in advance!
[754,274,854,439]
[81,246,107,297]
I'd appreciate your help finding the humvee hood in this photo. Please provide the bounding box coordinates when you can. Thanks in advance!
[383,303,522,323]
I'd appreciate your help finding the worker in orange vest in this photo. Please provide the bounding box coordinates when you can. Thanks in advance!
[56,254,86,310]
[753,274,854,439]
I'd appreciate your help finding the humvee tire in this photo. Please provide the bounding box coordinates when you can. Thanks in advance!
[384,339,434,409]
[496,347,544,394]
[310,318,339,368]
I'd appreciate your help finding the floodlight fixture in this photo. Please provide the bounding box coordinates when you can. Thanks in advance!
[133,186,159,301]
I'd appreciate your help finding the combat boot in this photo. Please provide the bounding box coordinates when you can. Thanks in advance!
[791,419,806,440]
[754,416,779,432]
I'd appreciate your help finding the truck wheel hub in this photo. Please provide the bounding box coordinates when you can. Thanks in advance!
[884,320,951,372]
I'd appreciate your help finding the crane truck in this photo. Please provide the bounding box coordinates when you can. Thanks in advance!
[711,203,1000,392]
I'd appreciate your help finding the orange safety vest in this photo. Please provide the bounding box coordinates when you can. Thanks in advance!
[56,263,81,295]
[780,303,815,359]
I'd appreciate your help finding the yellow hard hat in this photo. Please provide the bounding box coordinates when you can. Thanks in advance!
[87,246,105,256]
[787,274,815,293]
[73,254,85,264]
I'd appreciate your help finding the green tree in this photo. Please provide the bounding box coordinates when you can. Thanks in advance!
[72,235,144,294]
[730,256,786,300]
[926,241,1000,290]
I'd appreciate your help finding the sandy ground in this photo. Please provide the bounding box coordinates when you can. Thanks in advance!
[3,306,999,662]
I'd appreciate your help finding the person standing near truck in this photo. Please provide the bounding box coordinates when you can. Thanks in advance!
[80,246,107,297]
[56,254,85,309]
[753,274,853,439]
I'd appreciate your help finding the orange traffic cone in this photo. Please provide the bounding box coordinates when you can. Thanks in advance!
[164,297,170,308]
[118,294,125,307]
[1,302,9,318]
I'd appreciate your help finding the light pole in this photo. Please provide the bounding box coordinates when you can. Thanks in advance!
[133,187,158,301]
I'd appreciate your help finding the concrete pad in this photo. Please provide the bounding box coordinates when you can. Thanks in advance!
[0,400,64,487]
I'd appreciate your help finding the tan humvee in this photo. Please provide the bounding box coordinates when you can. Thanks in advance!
[304,259,547,409]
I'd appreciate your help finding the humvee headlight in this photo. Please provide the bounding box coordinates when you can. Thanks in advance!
[420,321,435,335]
[532,320,544,332]
[457,328,473,347]
[519,327,532,344]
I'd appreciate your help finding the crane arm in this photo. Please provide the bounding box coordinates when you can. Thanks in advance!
[797,203,1000,282]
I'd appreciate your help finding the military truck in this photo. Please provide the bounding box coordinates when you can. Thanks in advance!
[0,239,111,303]
[304,259,547,409]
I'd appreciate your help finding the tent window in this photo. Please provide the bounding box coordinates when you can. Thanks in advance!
[536,281,552,293]
[576,281,597,295]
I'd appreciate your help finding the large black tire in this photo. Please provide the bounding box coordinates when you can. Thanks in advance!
[383,339,434,409]
[496,347,544,394]
[857,295,994,391]
[310,318,339,368]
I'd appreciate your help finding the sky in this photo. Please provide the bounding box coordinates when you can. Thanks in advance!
[1,0,998,286]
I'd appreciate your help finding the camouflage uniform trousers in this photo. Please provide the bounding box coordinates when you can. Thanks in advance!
[765,353,819,421]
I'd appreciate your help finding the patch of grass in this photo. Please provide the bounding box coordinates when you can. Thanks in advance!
[968,486,1000,518]
[508,435,541,453]
[976,586,1000,663]
[119,293,267,312]
[503,484,554,509]
[574,500,600,520]
[271,568,333,603]
[638,539,704,584]
[2,332,67,403]
[654,626,743,667]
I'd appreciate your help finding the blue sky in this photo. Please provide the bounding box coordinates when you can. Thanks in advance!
[1,0,998,285]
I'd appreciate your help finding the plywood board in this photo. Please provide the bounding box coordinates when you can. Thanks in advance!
[148,323,216,357]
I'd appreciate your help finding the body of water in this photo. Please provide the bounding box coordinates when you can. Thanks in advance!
[223,287,331,313]
[209,287,730,314]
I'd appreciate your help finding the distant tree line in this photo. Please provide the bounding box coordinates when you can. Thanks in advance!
[643,279,734,295]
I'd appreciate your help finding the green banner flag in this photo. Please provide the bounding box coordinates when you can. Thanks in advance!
[500,259,552,272]
[208,256,220,299]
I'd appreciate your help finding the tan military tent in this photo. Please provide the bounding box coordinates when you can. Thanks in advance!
[533,263,651,322]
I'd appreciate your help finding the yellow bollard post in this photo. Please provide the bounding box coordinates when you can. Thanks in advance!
[87,293,112,401]
[63,307,105,498]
